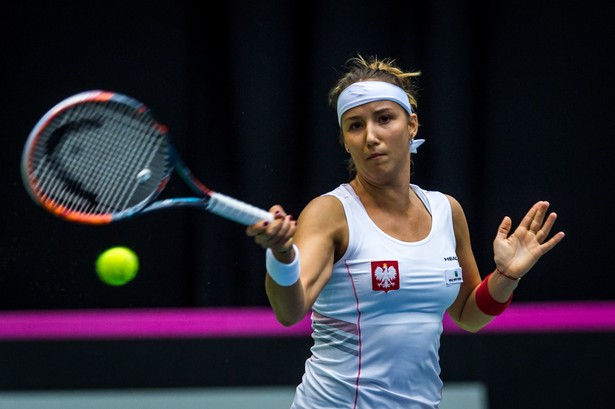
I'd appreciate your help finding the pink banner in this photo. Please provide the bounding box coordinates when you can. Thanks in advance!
[0,301,612,341]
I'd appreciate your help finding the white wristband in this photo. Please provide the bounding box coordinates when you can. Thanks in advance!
[265,244,300,286]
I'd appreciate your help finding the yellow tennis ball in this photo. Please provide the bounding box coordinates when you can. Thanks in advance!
[96,246,139,286]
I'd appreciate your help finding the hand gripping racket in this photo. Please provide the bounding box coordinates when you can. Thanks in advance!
[21,90,274,226]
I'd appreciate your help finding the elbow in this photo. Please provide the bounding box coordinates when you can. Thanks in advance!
[273,309,307,327]
[277,317,301,327]
[460,324,483,334]
[448,315,487,334]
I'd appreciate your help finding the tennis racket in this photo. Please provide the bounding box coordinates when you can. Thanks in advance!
[21,90,274,226]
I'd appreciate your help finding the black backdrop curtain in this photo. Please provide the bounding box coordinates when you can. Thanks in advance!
[2,0,613,309]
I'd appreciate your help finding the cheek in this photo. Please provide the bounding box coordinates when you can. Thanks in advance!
[343,133,363,149]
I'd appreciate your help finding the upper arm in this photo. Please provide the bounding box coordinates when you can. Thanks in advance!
[294,195,347,311]
[445,195,482,323]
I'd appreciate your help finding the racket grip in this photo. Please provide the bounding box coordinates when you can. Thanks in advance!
[206,192,274,225]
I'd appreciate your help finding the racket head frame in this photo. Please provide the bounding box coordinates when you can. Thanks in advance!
[21,90,176,224]
[21,90,272,226]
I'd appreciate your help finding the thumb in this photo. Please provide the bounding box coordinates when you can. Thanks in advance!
[495,216,512,241]
[246,219,269,237]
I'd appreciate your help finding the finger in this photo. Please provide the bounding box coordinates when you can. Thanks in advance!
[534,212,557,242]
[495,216,512,241]
[248,205,286,237]
[282,236,295,250]
[539,230,566,254]
[253,214,294,246]
[529,201,549,233]
[269,205,288,220]
[245,218,271,237]
[518,201,545,232]
[264,215,296,248]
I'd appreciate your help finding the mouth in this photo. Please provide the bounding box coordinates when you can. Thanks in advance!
[367,152,385,160]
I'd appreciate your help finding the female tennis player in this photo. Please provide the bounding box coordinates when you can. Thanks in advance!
[246,54,565,408]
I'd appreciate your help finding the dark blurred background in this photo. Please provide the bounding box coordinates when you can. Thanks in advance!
[2,0,613,308]
[2,2,614,408]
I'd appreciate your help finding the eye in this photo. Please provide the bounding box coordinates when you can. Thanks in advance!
[348,121,363,131]
[378,114,393,124]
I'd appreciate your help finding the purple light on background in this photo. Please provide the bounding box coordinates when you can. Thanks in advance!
[0,301,612,341]
[442,300,615,334]
[0,307,310,340]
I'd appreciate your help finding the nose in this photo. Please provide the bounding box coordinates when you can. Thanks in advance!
[365,122,380,147]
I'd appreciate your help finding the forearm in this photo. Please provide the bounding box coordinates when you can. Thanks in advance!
[265,246,308,326]
[265,276,308,326]
[486,268,521,301]
[456,269,520,333]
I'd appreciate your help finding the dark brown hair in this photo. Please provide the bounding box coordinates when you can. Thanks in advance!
[328,54,421,177]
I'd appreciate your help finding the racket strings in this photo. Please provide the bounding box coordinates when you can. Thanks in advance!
[91,104,164,213]
[34,104,97,211]
[30,100,170,216]
[51,102,107,213]
[34,102,112,213]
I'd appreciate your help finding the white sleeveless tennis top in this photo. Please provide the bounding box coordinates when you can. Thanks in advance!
[291,183,462,409]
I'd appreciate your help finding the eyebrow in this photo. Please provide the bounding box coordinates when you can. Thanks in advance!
[341,103,403,126]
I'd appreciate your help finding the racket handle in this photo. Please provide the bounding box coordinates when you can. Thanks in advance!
[206,192,274,225]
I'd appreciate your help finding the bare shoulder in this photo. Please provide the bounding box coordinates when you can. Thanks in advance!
[444,194,465,220]
[296,194,348,257]
[444,194,471,244]
[299,194,346,228]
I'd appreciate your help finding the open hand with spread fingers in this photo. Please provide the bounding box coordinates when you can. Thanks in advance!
[493,201,565,280]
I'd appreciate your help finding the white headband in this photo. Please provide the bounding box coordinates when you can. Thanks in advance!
[337,81,413,125]
[336,80,424,153]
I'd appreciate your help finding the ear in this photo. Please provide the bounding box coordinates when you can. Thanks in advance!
[407,126,415,142]
[407,113,419,139]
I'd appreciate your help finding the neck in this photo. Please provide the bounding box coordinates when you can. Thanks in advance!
[350,175,413,213]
